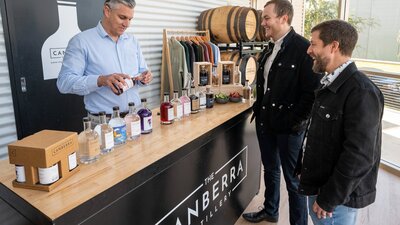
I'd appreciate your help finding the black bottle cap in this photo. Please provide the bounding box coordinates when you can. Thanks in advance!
[128,102,135,106]
[83,117,90,122]
[141,98,147,102]
[113,106,119,110]
[98,111,106,116]
[174,90,178,93]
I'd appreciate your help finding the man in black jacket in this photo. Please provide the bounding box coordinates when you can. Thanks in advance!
[242,1,320,224]
[296,20,384,225]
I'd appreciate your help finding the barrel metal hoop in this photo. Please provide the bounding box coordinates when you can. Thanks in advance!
[227,6,239,43]
[239,8,249,41]
[207,9,216,42]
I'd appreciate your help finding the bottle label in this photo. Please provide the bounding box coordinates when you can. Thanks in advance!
[143,116,153,131]
[103,131,114,149]
[87,137,101,156]
[206,96,214,107]
[68,152,77,170]
[122,78,134,92]
[183,102,191,115]
[113,125,127,144]
[38,164,59,185]
[200,96,206,107]
[131,120,141,136]
[168,108,174,121]
[15,165,26,183]
[191,99,200,111]
[176,104,183,118]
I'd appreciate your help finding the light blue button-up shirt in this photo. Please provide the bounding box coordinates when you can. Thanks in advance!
[57,22,148,114]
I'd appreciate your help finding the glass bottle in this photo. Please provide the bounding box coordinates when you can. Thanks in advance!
[160,93,174,125]
[222,64,231,84]
[234,65,242,85]
[113,71,148,95]
[189,86,200,114]
[199,65,209,86]
[212,67,219,86]
[124,102,141,140]
[138,98,153,134]
[78,117,100,164]
[199,88,206,111]
[180,88,191,117]
[41,0,81,80]
[205,85,214,108]
[243,79,252,102]
[94,111,114,154]
[109,106,127,145]
[171,91,183,121]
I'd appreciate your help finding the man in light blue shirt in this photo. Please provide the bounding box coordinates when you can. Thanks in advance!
[57,0,152,117]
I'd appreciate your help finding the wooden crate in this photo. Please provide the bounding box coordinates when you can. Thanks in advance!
[193,62,212,87]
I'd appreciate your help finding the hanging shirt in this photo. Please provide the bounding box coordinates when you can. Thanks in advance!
[57,21,148,114]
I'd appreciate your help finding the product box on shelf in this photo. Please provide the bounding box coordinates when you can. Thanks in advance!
[193,62,212,87]
[8,130,80,192]
[217,61,235,86]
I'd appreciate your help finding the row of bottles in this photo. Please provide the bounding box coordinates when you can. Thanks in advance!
[202,65,242,86]
[160,86,214,124]
[77,99,153,164]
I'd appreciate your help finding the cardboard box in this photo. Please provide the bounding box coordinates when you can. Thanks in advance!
[8,130,79,191]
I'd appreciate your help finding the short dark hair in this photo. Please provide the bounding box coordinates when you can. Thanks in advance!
[311,19,358,57]
[264,0,294,25]
[105,0,136,9]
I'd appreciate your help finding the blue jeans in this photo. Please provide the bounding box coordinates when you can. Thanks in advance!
[308,196,358,225]
[256,129,307,225]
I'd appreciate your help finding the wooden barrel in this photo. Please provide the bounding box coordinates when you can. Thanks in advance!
[198,6,258,44]
[220,51,257,85]
[255,10,268,42]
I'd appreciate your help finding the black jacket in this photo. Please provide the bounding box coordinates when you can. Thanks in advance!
[297,62,384,212]
[253,28,321,134]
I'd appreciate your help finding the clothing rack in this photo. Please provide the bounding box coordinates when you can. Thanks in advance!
[161,29,210,102]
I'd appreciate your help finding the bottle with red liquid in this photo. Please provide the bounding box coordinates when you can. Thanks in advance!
[160,92,174,125]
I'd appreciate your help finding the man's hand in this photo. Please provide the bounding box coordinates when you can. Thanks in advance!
[134,70,153,84]
[313,200,333,219]
[97,73,131,94]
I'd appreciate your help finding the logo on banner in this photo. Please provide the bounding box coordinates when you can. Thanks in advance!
[156,146,248,225]
[41,1,81,80]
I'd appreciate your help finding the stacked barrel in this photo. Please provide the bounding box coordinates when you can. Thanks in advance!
[198,6,265,85]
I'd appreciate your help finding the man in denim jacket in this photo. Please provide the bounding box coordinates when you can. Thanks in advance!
[296,20,384,225]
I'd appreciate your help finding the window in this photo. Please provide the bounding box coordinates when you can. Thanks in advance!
[305,0,400,169]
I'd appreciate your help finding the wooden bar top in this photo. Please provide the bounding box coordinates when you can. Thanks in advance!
[0,101,253,220]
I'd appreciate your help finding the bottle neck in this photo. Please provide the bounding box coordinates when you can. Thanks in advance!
[99,115,107,124]
[83,121,91,130]
[129,105,136,114]
[163,95,170,102]
[112,110,120,118]
[173,93,179,99]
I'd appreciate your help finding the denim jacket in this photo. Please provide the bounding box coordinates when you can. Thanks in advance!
[297,63,384,212]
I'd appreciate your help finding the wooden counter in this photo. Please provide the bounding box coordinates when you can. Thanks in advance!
[0,101,261,225]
